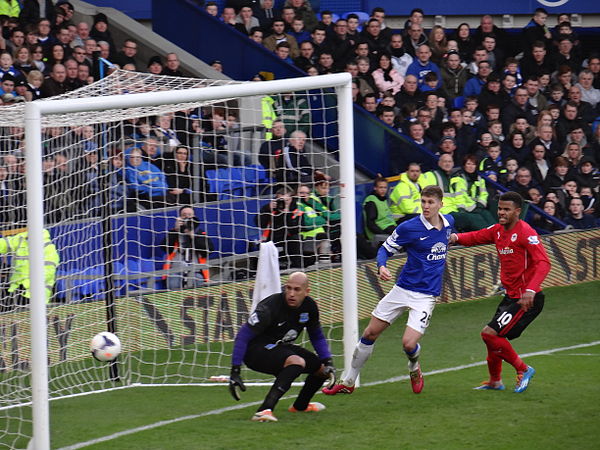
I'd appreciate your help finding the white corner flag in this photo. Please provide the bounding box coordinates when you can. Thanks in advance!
[251,241,281,313]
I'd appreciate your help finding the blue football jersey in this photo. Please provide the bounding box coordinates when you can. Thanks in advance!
[379,213,454,296]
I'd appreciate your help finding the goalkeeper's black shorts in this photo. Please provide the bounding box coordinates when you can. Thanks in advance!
[488,292,545,340]
[244,344,321,376]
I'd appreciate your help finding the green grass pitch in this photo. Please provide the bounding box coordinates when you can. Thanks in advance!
[6,281,600,449]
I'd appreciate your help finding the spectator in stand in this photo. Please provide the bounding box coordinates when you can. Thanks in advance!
[163,145,195,206]
[361,92,377,113]
[236,4,259,34]
[18,0,55,25]
[372,52,403,96]
[478,74,510,112]
[575,69,600,109]
[285,0,317,33]
[72,21,90,48]
[566,86,596,126]
[162,52,183,77]
[523,76,547,116]
[520,41,554,79]
[526,144,551,186]
[77,63,91,85]
[554,36,580,74]
[162,206,214,290]
[501,86,536,134]
[39,63,67,98]
[274,130,328,186]
[329,19,353,69]
[0,51,21,79]
[441,50,468,103]
[464,60,491,98]
[249,27,263,45]
[274,41,294,64]
[275,92,310,135]
[12,46,34,75]
[588,56,600,89]
[564,196,596,229]
[451,154,495,227]
[289,16,310,46]
[263,19,299,59]
[361,18,389,62]
[480,34,503,71]
[125,147,174,209]
[427,25,447,65]
[387,33,412,78]
[54,25,73,58]
[576,156,599,192]
[46,44,66,71]
[562,141,584,171]
[532,199,565,233]
[294,41,317,71]
[221,6,247,33]
[25,69,43,99]
[205,1,218,17]
[254,0,278,29]
[530,124,561,161]
[5,27,25,55]
[407,121,434,152]
[403,22,427,58]
[377,105,396,128]
[355,56,376,98]
[406,44,441,90]
[508,166,542,200]
[259,119,286,177]
[522,8,552,51]
[450,23,474,63]
[147,55,163,75]
[64,58,83,91]
[362,176,397,243]
[280,6,296,32]
[89,13,114,57]
[258,187,303,269]
[502,131,530,165]
[113,38,138,68]
[296,184,331,261]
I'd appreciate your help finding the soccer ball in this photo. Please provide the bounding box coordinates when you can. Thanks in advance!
[90,332,121,362]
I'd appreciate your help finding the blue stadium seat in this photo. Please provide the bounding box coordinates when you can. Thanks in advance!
[55,266,105,302]
[316,12,340,22]
[113,258,161,295]
[205,168,246,200]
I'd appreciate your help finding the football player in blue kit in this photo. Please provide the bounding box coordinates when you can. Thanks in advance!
[229,272,336,422]
[324,185,453,395]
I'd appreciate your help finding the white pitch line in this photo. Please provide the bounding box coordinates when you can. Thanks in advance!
[58,340,600,450]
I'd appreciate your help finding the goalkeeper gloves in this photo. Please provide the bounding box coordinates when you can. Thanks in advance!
[229,365,246,401]
[322,358,336,388]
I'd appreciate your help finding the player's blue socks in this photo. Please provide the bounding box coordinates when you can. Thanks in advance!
[344,337,375,386]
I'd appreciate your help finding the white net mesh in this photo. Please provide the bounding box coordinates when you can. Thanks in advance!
[0,70,345,448]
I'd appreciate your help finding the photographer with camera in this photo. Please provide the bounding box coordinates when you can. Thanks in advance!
[162,206,214,290]
[258,187,304,269]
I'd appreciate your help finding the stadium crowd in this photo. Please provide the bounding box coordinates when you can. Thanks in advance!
[0,0,599,273]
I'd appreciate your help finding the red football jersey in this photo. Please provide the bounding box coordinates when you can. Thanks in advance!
[457,220,551,298]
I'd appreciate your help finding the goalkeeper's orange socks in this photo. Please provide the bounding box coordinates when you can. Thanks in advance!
[481,333,527,377]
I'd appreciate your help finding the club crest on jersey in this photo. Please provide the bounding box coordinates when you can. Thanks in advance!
[299,312,309,323]
[427,242,447,260]
[248,312,259,325]
[511,233,517,242]
[528,235,539,245]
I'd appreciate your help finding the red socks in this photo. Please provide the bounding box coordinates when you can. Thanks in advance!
[481,332,527,380]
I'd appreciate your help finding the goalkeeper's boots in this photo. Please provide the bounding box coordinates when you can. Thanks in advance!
[288,402,326,413]
[322,382,355,395]
[514,366,535,393]
[474,381,505,391]
[251,409,278,422]
[409,365,424,394]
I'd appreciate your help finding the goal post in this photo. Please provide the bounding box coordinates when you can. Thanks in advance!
[22,73,356,448]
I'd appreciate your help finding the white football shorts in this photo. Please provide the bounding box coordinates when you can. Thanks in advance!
[371,284,437,334]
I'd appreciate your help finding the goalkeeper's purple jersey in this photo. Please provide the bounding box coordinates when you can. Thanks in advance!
[378,213,454,296]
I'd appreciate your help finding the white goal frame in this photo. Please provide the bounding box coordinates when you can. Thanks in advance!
[24,73,357,449]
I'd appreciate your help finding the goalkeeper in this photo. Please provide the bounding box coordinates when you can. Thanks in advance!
[229,271,335,422]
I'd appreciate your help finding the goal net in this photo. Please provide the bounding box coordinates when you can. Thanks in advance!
[0,70,356,448]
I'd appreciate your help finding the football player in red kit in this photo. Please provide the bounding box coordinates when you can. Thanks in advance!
[449,191,551,393]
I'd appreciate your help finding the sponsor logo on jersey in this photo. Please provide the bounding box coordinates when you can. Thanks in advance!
[528,235,539,245]
[427,242,447,260]
[511,233,517,242]
[299,312,309,323]
[499,247,514,255]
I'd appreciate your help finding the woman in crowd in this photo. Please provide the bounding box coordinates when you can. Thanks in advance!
[372,52,404,96]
